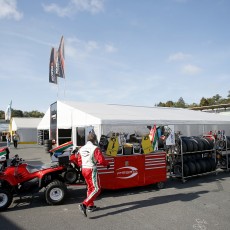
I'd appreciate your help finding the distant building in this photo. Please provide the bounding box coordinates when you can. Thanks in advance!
[10,117,42,144]
[190,103,230,116]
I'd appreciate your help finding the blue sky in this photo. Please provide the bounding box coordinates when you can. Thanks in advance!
[0,0,230,113]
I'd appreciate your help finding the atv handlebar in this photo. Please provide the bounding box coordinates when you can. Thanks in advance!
[10,154,24,166]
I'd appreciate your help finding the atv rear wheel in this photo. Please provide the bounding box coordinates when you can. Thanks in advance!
[45,180,67,205]
[63,168,78,184]
[0,189,13,211]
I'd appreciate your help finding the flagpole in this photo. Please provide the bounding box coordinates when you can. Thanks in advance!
[57,77,59,100]
[64,78,66,98]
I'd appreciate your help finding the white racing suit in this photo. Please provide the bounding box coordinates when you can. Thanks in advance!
[77,141,109,207]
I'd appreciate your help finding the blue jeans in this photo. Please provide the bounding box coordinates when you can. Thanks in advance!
[7,140,11,147]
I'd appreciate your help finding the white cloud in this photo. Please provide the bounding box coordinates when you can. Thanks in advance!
[86,41,99,52]
[181,64,202,75]
[168,52,191,62]
[0,0,23,20]
[43,0,104,17]
[72,0,104,13]
[66,37,118,60]
[105,43,117,53]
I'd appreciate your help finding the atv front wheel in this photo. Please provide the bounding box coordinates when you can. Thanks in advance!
[45,180,67,205]
[0,189,13,211]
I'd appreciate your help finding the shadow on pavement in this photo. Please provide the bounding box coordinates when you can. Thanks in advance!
[0,215,23,230]
[90,190,209,219]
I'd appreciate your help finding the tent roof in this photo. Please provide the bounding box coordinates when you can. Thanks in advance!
[12,117,42,129]
[61,100,230,125]
[37,108,50,130]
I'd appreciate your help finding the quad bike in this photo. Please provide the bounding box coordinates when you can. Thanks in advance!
[50,147,85,185]
[49,141,85,185]
[0,147,10,167]
[0,154,68,211]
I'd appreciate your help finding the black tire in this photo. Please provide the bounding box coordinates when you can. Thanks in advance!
[0,189,13,211]
[197,159,207,173]
[207,158,216,171]
[193,160,202,174]
[63,168,78,184]
[45,180,67,205]
[187,161,196,175]
[183,155,188,162]
[226,136,230,148]
[190,154,197,161]
[190,138,199,152]
[182,140,187,153]
[195,153,202,159]
[179,138,187,153]
[203,158,212,172]
[173,163,190,177]
[200,138,210,150]
[193,137,204,151]
[220,157,227,168]
[173,163,182,177]
[156,182,165,189]
[217,140,225,149]
[183,163,190,177]
[184,138,194,152]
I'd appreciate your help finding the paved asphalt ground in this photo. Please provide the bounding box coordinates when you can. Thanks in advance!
[0,143,230,230]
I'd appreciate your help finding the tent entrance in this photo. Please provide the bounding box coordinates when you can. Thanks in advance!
[58,129,72,145]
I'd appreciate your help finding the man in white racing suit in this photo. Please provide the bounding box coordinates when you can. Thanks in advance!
[77,132,110,217]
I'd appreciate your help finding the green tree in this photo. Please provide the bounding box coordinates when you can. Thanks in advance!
[188,103,199,108]
[12,109,23,117]
[199,97,209,106]
[0,110,4,119]
[165,101,174,107]
[227,90,230,99]
[23,111,30,117]
[28,110,44,117]
[175,97,186,108]
[212,94,222,104]
[157,102,166,107]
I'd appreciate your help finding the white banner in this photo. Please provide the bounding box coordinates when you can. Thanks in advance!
[166,125,175,145]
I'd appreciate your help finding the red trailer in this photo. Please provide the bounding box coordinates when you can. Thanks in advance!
[97,151,167,190]
[50,142,167,190]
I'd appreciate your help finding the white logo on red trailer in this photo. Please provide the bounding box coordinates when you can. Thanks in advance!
[116,166,138,179]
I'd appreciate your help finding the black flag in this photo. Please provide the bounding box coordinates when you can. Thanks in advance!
[49,47,57,84]
[56,36,65,78]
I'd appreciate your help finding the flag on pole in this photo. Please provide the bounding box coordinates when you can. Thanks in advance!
[5,100,12,121]
[56,36,65,78]
[149,124,158,151]
[49,47,57,84]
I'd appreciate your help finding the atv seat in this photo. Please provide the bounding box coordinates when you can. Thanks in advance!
[26,163,59,173]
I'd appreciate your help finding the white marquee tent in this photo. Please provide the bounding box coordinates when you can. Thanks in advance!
[11,117,42,143]
[37,108,50,130]
[38,100,230,145]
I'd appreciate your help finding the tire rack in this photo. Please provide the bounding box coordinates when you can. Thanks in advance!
[170,135,216,183]
[216,135,230,171]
